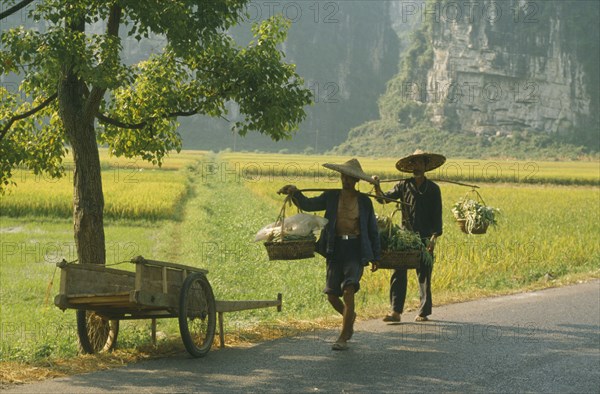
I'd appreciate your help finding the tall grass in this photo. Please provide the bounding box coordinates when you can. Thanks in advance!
[1,151,598,364]
[0,218,172,361]
[219,152,600,185]
[0,151,205,362]
[243,176,600,301]
[1,151,205,220]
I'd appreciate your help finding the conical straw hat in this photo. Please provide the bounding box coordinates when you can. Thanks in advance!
[322,158,376,184]
[396,149,446,173]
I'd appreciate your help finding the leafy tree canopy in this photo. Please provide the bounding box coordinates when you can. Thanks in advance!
[1,0,312,189]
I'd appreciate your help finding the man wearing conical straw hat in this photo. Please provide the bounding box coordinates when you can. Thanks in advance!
[373,149,445,323]
[279,158,381,351]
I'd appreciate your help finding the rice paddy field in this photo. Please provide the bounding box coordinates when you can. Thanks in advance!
[220,152,600,185]
[1,149,599,366]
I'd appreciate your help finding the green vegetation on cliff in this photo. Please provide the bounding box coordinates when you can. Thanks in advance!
[333,121,596,160]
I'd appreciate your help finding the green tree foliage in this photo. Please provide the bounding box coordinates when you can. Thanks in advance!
[0,0,312,264]
[378,11,433,125]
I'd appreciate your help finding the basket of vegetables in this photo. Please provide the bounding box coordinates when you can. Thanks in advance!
[256,196,326,261]
[377,215,431,270]
[451,190,499,235]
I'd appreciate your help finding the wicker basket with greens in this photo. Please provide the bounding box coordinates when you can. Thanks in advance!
[377,215,433,270]
[451,190,499,235]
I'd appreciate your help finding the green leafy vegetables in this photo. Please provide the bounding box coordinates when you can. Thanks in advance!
[452,198,500,233]
[378,217,422,251]
[377,216,433,267]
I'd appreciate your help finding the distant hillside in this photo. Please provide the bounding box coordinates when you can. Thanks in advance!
[333,0,600,160]
[178,2,406,153]
[332,121,595,160]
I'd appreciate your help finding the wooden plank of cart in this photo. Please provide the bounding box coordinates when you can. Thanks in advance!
[54,255,282,358]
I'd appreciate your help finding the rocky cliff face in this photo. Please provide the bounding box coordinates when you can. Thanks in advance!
[420,0,597,137]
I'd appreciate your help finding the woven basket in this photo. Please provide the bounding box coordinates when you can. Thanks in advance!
[456,219,489,235]
[454,189,493,235]
[378,249,421,269]
[263,195,317,260]
[264,240,315,261]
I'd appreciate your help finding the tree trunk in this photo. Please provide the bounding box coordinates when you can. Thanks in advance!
[58,68,106,266]
[69,122,106,266]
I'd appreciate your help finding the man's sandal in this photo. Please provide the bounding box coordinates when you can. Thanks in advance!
[382,312,401,322]
[332,340,348,351]
[415,315,429,322]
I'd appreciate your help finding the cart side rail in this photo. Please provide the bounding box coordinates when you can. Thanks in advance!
[131,256,208,274]
[131,256,209,308]
[58,263,135,295]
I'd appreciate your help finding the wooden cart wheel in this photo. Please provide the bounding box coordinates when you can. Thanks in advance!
[76,310,119,354]
[178,272,216,357]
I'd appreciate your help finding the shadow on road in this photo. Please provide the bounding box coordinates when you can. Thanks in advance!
[6,282,599,393]
[52,318,599,393]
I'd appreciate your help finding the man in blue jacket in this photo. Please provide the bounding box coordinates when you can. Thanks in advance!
[279,158,381,350]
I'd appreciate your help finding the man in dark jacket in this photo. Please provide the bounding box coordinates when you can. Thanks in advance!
[373,150,445,322]
[279,159,381,350]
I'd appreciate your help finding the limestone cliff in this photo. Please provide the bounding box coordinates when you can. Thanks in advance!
[381,0,598,138]
[424,0,598,137]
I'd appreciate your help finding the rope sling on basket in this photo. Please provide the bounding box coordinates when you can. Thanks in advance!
[452,189,499,235]
[378,207,423,270]
[263,195,317,261]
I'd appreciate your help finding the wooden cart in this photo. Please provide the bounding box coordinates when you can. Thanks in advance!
[54,256,282,357]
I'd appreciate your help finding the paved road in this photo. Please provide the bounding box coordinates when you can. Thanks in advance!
[6,281,600,393]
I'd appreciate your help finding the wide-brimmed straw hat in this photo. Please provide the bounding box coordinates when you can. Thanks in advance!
[322,158,376,184]
[396,149,446,173]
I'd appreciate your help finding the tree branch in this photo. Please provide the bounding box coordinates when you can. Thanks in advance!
[0,0,35,20]
[96,112,145,129]
[96,107,229,130]
[0,93,58,141]
[83,4,122,123]
[170,109,203,117]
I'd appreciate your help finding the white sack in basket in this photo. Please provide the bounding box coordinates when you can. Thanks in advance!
[254,213,328,242]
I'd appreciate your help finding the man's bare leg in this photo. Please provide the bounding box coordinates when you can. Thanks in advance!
[327,294,344,316]
[337,286,355,344]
